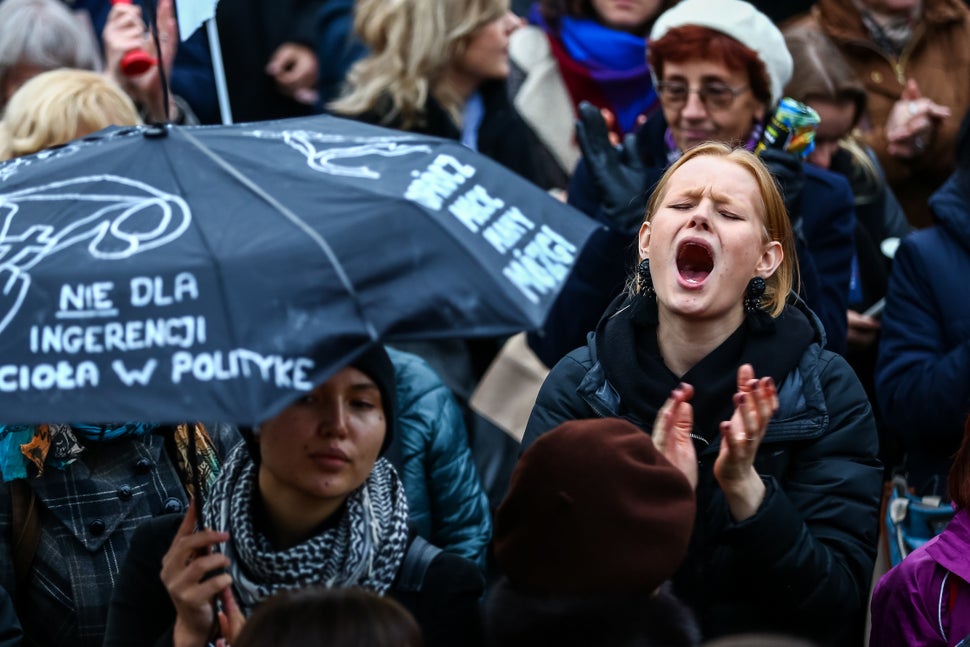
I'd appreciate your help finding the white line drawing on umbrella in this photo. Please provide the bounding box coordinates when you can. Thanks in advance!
[251,129,434,179]
[0,175,191,336]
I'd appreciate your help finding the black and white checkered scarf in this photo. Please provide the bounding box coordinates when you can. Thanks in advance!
[204,443,409,613]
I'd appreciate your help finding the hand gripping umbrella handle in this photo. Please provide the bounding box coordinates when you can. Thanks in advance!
[110,0,158,76]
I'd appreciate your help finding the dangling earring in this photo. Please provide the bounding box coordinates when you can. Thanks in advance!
[636,258,655,298]
[631,258,658,326]
[744,277,766,313]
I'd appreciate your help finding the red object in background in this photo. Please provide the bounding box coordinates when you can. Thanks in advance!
[110,0,157,76]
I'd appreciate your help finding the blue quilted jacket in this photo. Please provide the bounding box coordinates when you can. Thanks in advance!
[386,347,492,570]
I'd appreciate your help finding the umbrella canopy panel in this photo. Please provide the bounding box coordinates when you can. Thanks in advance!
[0,116,600,424]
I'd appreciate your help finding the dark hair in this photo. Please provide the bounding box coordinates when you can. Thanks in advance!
[948,415,970,509]
[484,578,701,646]
[649,25,771,106]
[233,587,423,647]
[782,24,866,126]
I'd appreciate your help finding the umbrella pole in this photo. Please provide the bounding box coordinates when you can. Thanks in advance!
[142,0,172,124]
[206,17,234,125]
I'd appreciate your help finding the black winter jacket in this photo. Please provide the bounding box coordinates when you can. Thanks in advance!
[102,514,484,647]
[522,299,882,646]
[348,80,539,187]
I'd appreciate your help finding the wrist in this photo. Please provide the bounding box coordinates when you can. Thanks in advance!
[173,617,209,647]
[722,468,766,523]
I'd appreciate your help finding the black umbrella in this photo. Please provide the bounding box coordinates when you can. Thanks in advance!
[0,115,599,424]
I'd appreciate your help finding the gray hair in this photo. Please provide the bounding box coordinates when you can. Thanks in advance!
[0,0,100,105]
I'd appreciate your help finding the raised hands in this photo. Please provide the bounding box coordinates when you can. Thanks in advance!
[714,364,778,522]
[652,382,698,490]
[885,79,951,159]
[574,101,647,234]
[103,0,179,123]
[160,502,241,647]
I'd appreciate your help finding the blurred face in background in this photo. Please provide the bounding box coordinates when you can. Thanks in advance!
[805,98,857,170]
[591,0,664,34]
[658,58,766,153]
[453,10,523,86]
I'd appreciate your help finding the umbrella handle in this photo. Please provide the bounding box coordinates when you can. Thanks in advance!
[110,0,158,76]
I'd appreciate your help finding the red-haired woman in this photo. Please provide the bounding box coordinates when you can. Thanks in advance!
[536,0,858,369]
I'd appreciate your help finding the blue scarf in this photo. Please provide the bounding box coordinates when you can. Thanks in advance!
[531,5,657,135]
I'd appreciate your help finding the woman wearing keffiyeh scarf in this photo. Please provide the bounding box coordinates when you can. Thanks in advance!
[103,346,484,647]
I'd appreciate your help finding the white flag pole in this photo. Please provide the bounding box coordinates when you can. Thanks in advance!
[205,17,233,124]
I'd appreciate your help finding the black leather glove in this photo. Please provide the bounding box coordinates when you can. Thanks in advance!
[575,101,647,234]
[757,147,805,224]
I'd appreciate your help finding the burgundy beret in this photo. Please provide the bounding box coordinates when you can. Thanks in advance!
[494,418,696,595]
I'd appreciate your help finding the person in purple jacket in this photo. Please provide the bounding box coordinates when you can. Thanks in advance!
[869,415,970,647]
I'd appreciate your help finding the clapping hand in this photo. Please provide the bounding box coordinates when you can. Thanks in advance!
[652,382,698,490]
[714,364,778,522]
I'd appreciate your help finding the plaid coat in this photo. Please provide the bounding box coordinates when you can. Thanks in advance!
[0,427,237,647]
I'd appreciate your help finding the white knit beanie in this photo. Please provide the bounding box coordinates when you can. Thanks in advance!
[649,0,793,108]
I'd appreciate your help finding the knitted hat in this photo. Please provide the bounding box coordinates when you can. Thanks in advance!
[350,344,396,456]
[494,418,696,595]
[649,0,793,108]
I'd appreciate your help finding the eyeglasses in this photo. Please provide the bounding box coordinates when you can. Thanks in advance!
[656,81,750,111]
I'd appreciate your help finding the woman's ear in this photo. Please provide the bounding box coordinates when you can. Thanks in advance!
[638,220,651,259]
[757,240,783,278]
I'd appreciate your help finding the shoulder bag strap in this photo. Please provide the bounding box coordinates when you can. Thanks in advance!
[396,535,443,593]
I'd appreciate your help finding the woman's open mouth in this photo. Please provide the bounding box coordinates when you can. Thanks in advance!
[676,241,714,286]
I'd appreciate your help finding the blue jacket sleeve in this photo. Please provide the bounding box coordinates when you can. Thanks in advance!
[875,233,970,445]
[315,0,368,103]
[799,166,855,354]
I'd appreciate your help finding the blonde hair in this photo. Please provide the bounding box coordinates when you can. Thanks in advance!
[0,69,140,160]
[329,0,508,129]
[633,142,798,317]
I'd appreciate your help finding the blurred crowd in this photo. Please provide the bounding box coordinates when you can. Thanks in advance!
[1,0,970,645]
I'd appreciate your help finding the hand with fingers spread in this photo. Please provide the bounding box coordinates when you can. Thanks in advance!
[652,382,698,490]
[160,503,234,647]
[575,100,647,234]
[714,364,779,522]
